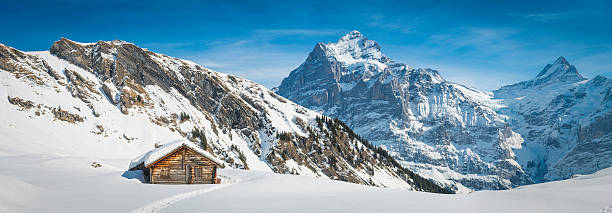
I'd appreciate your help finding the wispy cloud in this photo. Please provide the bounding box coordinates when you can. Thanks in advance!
[365,14,414,34]
[511,12,575,22]
[510,8,604,23]
[252,29,343,37]
[385,25,612,91]
[428,27,524,58]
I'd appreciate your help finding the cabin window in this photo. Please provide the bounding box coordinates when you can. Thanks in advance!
[194,167,202,178]
[160,168,170,179]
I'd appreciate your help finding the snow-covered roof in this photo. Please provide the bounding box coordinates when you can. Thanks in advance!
[129,139,224,169]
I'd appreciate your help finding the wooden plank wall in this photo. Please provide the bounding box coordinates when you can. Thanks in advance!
[150,146,218,184]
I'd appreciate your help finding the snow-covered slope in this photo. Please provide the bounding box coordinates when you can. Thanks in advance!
[277,31,531,192]
[0,39,446,192]
[0,149,610,213]
[494,57,612,182]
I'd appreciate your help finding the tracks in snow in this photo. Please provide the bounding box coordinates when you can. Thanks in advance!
[129,183,234,213]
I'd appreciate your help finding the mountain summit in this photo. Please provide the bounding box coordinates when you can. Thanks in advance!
[339,30,364,40]
[494,57,612,183]
[328,30,387,64]
[535,56,585,83]
[277,31,612,192]
[494,56,586,99]
[277,31,533,192]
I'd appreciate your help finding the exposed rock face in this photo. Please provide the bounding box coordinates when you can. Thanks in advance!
[52,107,84,123]
[494,58,612,182]
[0,44,54,86]
[277,31,531,192]
[7,96,34,110]
[64,69,101,103]
[0,39,447,192]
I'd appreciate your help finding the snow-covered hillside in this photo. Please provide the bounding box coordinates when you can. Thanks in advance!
[0,146,610,212]
[276,31,531,192]
[0,39,446,192]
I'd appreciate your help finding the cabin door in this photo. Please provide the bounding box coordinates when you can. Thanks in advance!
[186,165,193,184]
[194,166,202,183]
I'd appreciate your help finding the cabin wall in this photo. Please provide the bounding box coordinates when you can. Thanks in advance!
[149,147,218,184]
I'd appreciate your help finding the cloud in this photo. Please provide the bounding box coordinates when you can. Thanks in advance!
[510,8,605,23]
[252,29,342,37]
[179,33,321,88]
[388,28,612,91]
[428,27,525,60]
[511,12,575,22]
[365,14,414,34]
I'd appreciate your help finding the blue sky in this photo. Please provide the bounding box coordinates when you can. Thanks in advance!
[2,0,611,91]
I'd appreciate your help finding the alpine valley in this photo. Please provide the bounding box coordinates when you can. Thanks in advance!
[276,30,612,192]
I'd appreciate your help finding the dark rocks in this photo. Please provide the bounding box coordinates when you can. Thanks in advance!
[52,107,84,123]
[8,96,34,110]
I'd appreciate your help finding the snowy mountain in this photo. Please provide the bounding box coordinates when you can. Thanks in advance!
[0,39,447,193]
[494,57,612,183]
[277,31,533,192]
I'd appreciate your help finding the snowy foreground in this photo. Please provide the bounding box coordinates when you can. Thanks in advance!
[0,152,611,213]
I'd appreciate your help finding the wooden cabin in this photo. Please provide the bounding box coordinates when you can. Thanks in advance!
[129,140,224,184]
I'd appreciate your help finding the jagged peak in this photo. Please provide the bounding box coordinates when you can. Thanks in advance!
[55,38,134,48]
[496,57,586,93]
[338,30,364,42]
[534,56,584,82]
[108,39,134,45]
[553,56,570,66]
[56,37,97,46]
[321,30,385,66]
[536,56,566,76]
[333,30,375,48]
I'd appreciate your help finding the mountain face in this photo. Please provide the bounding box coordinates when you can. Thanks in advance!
[277,31,533,192]
[277,31,612,192]
[0,39,448,193]
[494,57,612,182]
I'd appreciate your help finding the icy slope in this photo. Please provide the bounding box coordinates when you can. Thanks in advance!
[0,40,444,192]
[277,31,531,192]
